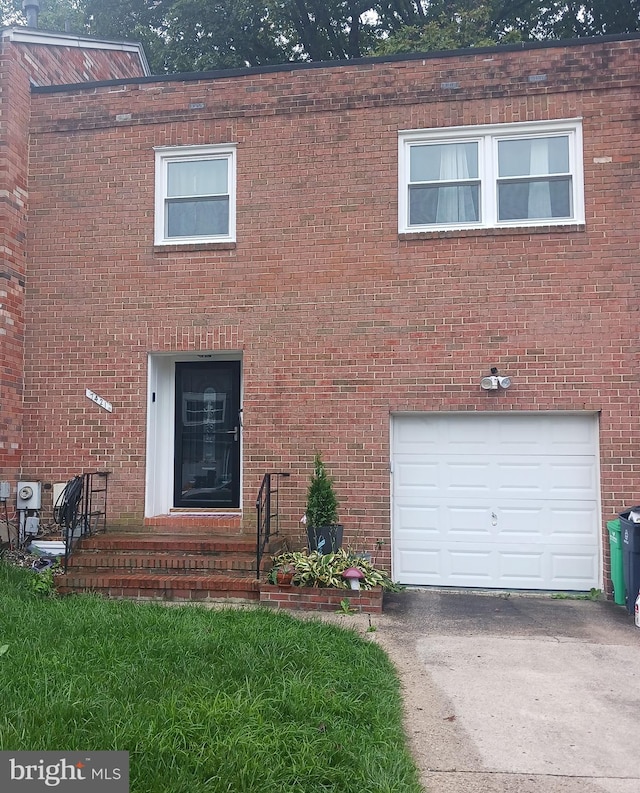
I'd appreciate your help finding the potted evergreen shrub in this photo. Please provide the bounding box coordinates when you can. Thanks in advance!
[305,453,343,554]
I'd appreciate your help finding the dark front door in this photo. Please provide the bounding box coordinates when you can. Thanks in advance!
[174,361,241,509]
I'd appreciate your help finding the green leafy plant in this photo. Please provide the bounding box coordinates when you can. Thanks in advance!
[306,453,339,529]
[0,644,8,657]
[337,598,356,615]
[269,548,400,591]
[28,565,58,597]
[551,588,602,601]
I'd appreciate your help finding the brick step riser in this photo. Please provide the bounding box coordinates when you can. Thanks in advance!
[56,573,260,603]
[141,519,244,533]
[116,530,249,538]
[68,551,256,563]
[77,539,256,553]
[66,558,257,575]
[56,585,260,602]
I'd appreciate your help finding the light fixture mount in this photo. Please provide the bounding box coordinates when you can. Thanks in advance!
[481,369,511,390]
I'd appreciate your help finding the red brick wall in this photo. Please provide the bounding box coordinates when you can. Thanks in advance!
[9,38,146,86]
[21,39,640,574]
[0,44,30,475]
[0,32,146,488]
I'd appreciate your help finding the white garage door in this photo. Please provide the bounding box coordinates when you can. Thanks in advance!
[392,413,600,591]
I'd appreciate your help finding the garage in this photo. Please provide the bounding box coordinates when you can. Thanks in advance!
[392,413,600,591]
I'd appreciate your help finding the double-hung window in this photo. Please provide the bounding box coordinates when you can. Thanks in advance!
[399,120,584,232]
[155,145,236,244]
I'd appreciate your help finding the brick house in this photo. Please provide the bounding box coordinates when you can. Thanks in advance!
[1,21,639,596]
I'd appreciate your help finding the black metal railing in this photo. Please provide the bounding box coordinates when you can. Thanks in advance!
[256,471,290,577]
[56,471,110,570]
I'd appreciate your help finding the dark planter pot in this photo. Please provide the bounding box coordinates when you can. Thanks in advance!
[307,524,343,555]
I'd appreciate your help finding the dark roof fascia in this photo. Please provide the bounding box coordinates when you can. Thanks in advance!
[31,32,640,95]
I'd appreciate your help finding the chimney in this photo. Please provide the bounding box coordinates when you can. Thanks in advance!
[23,1,40,28]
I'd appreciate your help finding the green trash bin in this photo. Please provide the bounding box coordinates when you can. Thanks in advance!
[607,519,625,606]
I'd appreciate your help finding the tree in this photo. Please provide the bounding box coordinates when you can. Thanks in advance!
[487,0,640,40]
[374,2,506,56]
[305,454,339,530]
[149,0,296,71]
[1,0,86,31]
[2,0,639,72]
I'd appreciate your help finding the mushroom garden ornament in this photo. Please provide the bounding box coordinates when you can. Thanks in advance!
[342,567,365,590]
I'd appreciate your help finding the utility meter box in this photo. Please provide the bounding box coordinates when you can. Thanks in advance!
[16,481,42,510]
[25,516,40,535]
[0,481,10,500]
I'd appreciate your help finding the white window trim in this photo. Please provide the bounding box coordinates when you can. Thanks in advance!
[398,119,584,233]
[154,144,237,245]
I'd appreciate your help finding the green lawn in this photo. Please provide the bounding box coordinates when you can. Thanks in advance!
[0,562,422,792]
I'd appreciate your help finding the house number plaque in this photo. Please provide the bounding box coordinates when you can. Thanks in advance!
[86,389,113,413]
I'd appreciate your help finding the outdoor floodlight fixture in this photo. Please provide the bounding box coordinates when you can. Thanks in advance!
[481,368,512,391]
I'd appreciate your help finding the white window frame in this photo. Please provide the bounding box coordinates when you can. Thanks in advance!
[154,144,236,245]
[398,119,584,233]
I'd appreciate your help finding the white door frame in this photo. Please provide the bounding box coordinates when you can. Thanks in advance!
[145,352,243,517]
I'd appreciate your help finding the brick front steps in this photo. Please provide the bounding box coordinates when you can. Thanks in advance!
[56,532,260,602]
[56,531,384,612]
[69,535,257,574]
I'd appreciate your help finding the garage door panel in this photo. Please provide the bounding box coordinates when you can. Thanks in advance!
[549,506,600,540]
[498,413,597,454]
[449,550,494,580]
[394,416,443,448]
[395,460,440,490]
[395,548,441,580]
[547,461,597,495]
[495,462,543,493]
[392,413,600,591]
[396,542,598,589]
[551,552,599,588]
[548,413,598,450]
[448,420,495,448]
[499,502,598,543]
[396,506,440,536]
[496,506,544,538]
[496,419,547,451]
[396,456,597,501]
[498,551,545,584]
[448,462,492,491]
[395,501,599,544]
[448,506,492,537]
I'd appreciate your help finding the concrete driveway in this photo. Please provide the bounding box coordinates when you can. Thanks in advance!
[373,590,640,793]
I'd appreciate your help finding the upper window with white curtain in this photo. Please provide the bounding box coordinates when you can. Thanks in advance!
[154,144,236,245]
[398,120,584,233]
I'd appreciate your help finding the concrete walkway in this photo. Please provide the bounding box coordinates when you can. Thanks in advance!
[368,590,640,793]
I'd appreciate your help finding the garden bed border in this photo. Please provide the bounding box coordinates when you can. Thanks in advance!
[259,583,383,614]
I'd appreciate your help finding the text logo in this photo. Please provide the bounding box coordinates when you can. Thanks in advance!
[1,752,128,792]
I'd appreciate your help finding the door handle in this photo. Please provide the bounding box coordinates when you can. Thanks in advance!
[225,426,239,441]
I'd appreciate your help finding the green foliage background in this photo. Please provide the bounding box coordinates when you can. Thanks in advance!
[2,0,639,73]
